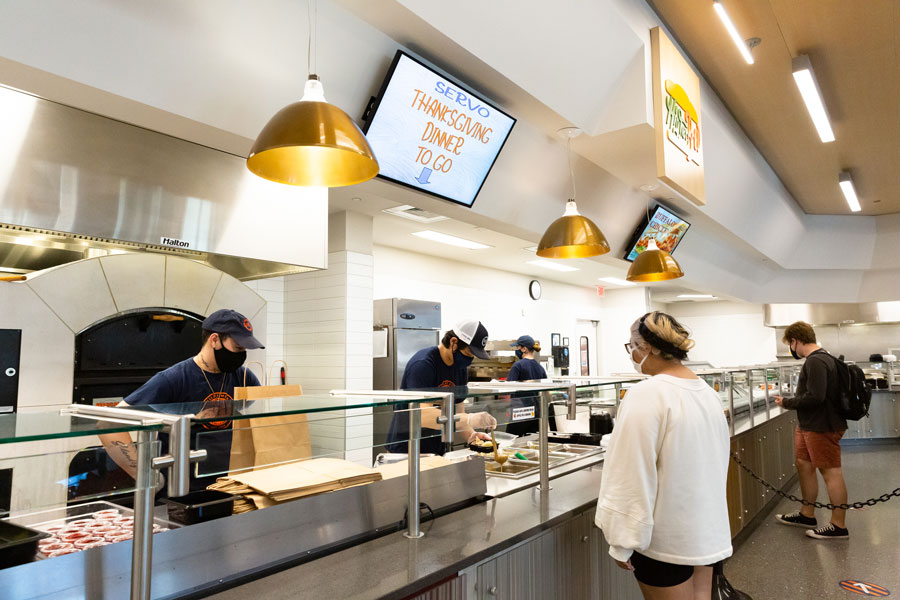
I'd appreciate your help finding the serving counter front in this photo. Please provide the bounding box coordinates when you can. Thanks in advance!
[0,381,639,599]
[3,368,884,600]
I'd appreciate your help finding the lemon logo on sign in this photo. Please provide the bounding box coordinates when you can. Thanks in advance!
[664,80,701,166]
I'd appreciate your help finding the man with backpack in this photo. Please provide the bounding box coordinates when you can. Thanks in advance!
[773,321,850,539]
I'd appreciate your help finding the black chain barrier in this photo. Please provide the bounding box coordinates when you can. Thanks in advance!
[730,452,900,510]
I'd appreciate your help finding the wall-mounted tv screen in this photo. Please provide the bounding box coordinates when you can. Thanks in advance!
[624,205,691,262]
[363,50,516,208]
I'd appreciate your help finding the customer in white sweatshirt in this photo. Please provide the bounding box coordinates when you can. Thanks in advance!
[595,312,732,599]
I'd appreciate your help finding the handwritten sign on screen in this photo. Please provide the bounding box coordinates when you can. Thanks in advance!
[365,53,516,207]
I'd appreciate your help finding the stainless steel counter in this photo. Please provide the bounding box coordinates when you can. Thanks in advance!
[206,465,608,600]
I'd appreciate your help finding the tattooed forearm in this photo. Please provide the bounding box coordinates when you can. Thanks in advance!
[100,433,139,478]
[111,440,138,468]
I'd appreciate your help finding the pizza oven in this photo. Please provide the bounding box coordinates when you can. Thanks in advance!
[73,308,204,406]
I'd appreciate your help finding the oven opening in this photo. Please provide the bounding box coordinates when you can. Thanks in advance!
[68,308,204,503]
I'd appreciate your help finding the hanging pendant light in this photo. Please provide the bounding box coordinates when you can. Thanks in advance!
[536,128,610,259]
[626,238,684,282]
[536,200,610,258]
[246,1,379,187]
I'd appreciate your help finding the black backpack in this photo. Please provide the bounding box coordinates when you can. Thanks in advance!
[825,352,871,421]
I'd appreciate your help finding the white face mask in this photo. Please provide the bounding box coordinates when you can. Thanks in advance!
[631,347,649,374]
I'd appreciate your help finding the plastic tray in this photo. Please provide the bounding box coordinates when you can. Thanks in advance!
[0,521,48,569]
[5,500,179,532]
[163,490,237,524]
[4,500,180,560]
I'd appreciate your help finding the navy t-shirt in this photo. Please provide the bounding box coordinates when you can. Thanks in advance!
[125,358,260,492]
[506,358,547,382]
[504,358,547,436]
[386,346,469,454]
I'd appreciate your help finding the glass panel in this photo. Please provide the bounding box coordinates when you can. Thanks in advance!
[0,411,163,445]
[132,391,447,426]
[189,403,446,511]
[0,436,167,567]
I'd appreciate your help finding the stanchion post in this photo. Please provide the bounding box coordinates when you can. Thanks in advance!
[405,406,424,539]
[131,430,156,600]
[538,391,551,492]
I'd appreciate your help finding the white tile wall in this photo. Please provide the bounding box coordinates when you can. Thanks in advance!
[281,251,374,466]
[242,276,285,384]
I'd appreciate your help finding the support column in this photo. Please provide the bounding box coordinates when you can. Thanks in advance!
[284,211,374,465]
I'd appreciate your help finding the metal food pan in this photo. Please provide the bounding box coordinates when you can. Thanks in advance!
[510,442,562,452]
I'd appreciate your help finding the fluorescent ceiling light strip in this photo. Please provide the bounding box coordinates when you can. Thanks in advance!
[792,55,835,143]
[528,259,579,272]
[677,294,716,299]
[713,1,754,64]
[598,277,636,287]
[839,172,861,212]
[412,230,492,249]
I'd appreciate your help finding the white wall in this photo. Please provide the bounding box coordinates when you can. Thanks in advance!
[372,245,652,376]
[663,301,776,368]
[242,276,285,383]
[600,288,652,375]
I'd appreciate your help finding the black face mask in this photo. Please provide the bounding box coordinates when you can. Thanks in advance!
[214,344,247,373]
[515,349,524,360]
[789,342,801,361]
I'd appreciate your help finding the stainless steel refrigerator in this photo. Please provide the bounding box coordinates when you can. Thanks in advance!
[372,298,441,457]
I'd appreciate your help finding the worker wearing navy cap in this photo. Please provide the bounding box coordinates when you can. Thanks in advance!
[505,335,548,436]
[100,308,264,492]
[506,335,547,382]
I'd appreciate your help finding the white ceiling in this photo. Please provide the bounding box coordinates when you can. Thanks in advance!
[329,188,724,302]
[5,0,900,303]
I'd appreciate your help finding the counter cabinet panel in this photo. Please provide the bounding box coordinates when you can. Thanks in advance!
[726,411,797,538]
[844,392,900,440]
[471,508,641,600]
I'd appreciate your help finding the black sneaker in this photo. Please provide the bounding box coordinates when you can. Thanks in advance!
[775,512,817,528]
[806,523,849,539]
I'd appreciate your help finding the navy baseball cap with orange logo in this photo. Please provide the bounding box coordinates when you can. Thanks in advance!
[202,309,265,349]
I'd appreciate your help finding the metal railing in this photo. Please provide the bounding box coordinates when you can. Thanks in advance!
[61,404,208,600]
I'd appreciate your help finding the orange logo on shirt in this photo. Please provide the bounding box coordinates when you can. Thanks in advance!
[439,380,456,388]
[198,392,234,430]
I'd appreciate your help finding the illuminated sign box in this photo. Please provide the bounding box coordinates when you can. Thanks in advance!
[651,27,705,206]
[364,51,516,208]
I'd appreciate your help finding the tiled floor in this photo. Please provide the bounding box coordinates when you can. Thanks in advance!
[726,442,900,599]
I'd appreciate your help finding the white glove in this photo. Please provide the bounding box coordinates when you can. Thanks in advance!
[466,411,498,430]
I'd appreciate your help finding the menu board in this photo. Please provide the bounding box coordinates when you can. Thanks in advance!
[364,51,516,207]
[625,205,691,261]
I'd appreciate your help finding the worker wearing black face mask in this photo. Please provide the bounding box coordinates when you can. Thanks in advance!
[386,320,497,455]
[100,309,264,493]
[504,335,548,436]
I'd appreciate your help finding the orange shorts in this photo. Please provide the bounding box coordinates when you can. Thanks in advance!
[794,428,844,469]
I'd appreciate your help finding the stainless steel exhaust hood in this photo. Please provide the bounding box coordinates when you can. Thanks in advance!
[765,303,900,327]
[0,84,327,279]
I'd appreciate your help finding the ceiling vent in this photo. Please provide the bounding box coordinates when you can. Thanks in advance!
[382,205,448,224]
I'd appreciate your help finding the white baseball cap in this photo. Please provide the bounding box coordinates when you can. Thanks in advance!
[453,320,490,360]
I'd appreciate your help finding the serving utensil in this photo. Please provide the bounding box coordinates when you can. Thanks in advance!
[490,430,508,472]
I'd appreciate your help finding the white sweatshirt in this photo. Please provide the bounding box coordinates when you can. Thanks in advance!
[595,374,733,565]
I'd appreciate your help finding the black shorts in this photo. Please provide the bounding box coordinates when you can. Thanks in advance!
[630,552,695,587]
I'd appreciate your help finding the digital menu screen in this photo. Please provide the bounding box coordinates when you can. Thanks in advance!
[363,51,516,207]
[624,205,691,261]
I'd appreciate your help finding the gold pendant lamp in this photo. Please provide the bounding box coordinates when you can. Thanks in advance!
[536,128,610,259]
[626,238,684,282]
[246,1,379,187]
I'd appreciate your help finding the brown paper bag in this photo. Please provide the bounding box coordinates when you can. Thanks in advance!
[229,384,312,473]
